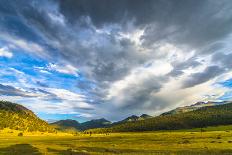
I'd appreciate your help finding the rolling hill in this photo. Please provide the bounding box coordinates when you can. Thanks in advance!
[87,101,232,133]
[0,101,55,132]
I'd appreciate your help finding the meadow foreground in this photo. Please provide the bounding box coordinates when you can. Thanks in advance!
[0,130,232,155]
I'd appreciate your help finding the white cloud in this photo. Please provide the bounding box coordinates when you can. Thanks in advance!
[155,74,228,111]
[47,63,79,76]
[33,66,51,74]
[14,39,44,53]
[48,12,65,25]
[1,33,47,58]
[76,113,94,118]
[0,86,94,115]
[45,88,85,101]
[0,47,13,58]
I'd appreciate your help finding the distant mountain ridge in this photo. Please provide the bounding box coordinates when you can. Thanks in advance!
[81,118,112,130]
[113,114,152,125]
[51,118,112,131]
[2,100,231,133]
[87,101,232,133]
[0,101,54,132]
[161,101,230,116]
[50,119,82,131]
[51,114,152,131]
[140,114,152,119]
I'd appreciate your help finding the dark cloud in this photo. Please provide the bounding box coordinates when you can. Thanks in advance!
[29,88,64,102]
[36,81,49,87]
[141,1,232,49]
[57,0,232,51]
[6,0,229,83]
[212,52,232,69]
[58,0,205,28]
[105,75,169,113]
[169,57,202,77]
[168,70,184,77]
[183,66,225,88]
[0,84,32,97]
[200,42,225,55]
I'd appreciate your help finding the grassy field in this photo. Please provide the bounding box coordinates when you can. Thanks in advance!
[0,127,232,154]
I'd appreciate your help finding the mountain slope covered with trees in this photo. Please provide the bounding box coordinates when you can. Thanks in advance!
[51,118,112,131]
[51,114,153,131]
[50,119,82,131]
[0,101,55,132]
[88,102,232,133]
[161,101,230,116]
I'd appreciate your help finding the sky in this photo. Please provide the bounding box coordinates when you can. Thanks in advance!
[0,0,232,122]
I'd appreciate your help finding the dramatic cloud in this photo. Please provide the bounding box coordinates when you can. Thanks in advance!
[183,66,225,88]
[0,0,232,121]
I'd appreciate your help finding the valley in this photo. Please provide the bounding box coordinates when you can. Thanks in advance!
[1,100,232,154]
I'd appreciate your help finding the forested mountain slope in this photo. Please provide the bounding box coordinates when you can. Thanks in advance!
[0,101,55,132]
[161,101,230,116]
[51,118,112,131]
[50,119,82,131]
[88,102,232,133]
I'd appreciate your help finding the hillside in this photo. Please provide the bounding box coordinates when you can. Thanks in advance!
[88,102,232,133]
[0,101,55,132]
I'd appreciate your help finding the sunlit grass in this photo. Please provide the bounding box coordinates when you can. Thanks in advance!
[0,126,232,154]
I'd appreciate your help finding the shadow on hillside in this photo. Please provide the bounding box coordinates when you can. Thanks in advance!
[0,144,41,155]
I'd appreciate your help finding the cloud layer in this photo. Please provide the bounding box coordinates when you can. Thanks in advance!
[0,0,232,121]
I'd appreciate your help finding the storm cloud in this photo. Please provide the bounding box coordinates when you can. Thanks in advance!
[0,0,232,121]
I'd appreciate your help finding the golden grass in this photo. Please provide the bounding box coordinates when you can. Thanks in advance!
[0,128,232,154]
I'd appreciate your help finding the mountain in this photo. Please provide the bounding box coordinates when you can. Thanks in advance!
[81,118,112,130]
[51,118,112,131]
[139,114,152,120]
[0,101,55,132]
[51,114,152,131]
[120,115,139,122]
[161,101,230,116]
[88,101,232,133]
[111,114,152,126]
[50,119,81,131]
[116,114,152,123]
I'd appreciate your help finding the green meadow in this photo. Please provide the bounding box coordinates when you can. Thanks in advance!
[1,127,232,155]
